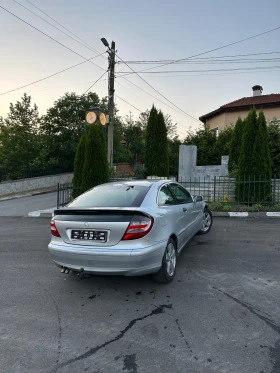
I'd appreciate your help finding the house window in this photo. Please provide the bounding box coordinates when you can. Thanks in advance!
[210,127,219,137]
[270,119,280,126]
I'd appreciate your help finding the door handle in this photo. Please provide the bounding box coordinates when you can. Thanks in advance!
[183,208,188,212]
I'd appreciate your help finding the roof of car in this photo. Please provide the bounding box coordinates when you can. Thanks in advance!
[107,179,176,187]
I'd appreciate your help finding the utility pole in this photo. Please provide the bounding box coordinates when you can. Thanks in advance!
[101,38,115,166]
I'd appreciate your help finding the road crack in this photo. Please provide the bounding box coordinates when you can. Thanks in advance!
[213,287,280,334]
[175,319,192,352]
[50,303,172,373]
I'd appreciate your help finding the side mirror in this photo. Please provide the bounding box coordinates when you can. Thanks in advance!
[194,195,203,202]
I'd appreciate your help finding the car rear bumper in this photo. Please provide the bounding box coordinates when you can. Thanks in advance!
[48,240,166,276]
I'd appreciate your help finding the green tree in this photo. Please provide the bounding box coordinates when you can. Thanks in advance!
[81,124,108,192]
[113,118,134,164]
[251,111,272,177]
[0,93,41,179]
[268,122,280,175]
[123,123,145,164]
[72,131,87,198]
[168,136,182,176]
[250,111,272,201]
[238,108,258,177]
[214,125,234,163]
[229,118,244,173]
[41,92,106,172]
[183,127,218,165]
[145,106,169,176]
[237,108,272,203]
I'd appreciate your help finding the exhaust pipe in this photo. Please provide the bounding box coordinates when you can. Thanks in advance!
[61,266,84,274]
[60,266,70,274]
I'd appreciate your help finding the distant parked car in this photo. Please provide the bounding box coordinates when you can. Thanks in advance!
[48,180,212,283]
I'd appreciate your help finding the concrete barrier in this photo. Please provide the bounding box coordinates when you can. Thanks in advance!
[0,173,73,197]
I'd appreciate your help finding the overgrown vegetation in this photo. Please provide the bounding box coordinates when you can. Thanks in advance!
[209,202,280,212]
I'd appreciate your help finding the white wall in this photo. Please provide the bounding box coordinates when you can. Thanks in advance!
[0,173,73,197]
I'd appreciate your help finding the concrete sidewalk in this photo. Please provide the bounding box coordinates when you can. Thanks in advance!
[27,207,280,219]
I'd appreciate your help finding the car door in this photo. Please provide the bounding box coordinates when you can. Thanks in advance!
[157,184,187,251]
[168,183,201,246]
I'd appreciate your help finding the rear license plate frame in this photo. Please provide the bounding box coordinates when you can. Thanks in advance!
[71,229,107,242]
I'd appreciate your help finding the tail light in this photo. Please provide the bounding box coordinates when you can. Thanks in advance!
[122,214,154,240]
[50,220,61,237]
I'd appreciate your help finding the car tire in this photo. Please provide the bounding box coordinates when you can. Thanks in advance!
[153,238,177,283]
[198,207,213,234]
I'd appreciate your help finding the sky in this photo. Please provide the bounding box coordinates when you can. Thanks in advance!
[1,0,280,139]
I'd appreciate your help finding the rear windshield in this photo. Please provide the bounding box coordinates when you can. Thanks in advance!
[68,184,150,208]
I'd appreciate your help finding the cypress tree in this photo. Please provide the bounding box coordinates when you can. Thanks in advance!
[251,111,272,202]
[229,117,244,173]
[237,108,272,203]
[81,124,108,192]
[237,108,258,203]
[251,111,272,177]
[145,106,169,176]
[145,105,159,176]
[156,111,169,176]
[238,108,258,178]
[72,131,87,198]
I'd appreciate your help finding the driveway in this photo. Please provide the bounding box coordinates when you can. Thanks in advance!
[0,216,279,373]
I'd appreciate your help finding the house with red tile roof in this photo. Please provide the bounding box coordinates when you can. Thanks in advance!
[199,85,280,134]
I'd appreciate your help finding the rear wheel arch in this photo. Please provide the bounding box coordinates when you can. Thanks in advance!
[169,234,178,251]
[153,237,177,283]
[198,207,213,234]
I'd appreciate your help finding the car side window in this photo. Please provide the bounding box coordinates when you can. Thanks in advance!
[169,184,193,204]
[158,185,176,206]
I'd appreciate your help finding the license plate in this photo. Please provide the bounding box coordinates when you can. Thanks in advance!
[71,230,107,242]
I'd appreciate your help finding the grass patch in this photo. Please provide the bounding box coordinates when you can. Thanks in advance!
[208,202,280,212]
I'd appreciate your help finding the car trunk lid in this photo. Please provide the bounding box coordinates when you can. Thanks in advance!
[53,208,148,246]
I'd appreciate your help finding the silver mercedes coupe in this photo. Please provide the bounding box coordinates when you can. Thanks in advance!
[48,180,212,283]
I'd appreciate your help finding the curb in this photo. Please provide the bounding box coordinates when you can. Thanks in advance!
[27,210,280,219]
[214,212,280,218]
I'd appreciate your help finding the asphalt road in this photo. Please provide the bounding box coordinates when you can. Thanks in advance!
[0,192,57,216]
[0,216,279,373]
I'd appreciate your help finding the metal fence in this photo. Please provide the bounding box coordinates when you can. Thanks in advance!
[57,176,280,209]
[179,176,280,206]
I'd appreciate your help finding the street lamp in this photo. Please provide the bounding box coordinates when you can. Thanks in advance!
[101,38,109,48]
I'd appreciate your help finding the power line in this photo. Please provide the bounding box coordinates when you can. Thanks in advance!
[115,95,142,112]
[117,65,280,75]
[118,25,280,77]
[133,69,280,79]
[115,80,192,137]
[116,78,196,124]
[0,4,105,71]
[82,70,108,95]
[0,52,106,96]
[119,51,280,64]
[116,53,200,123]
[24,0,104,57]
[12,0,102,55]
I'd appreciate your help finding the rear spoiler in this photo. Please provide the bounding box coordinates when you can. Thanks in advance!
[53,208,150,218]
